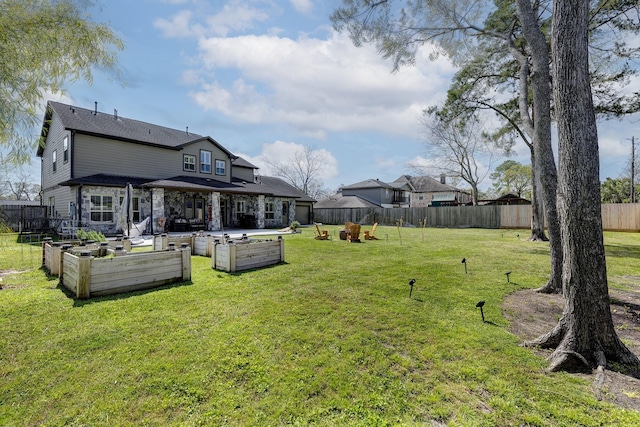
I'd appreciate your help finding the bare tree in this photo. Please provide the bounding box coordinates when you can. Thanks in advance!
[526,0,640,372]
[412,113,503,205]
[0,160,40,200]
[264,146,331,199]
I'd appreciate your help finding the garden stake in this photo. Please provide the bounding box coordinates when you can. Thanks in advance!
[461,258,467,274]
[476,301,486,322]
[408,279,416,298]
[505,271,511,283]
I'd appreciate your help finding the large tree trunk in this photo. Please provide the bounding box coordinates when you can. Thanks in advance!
[526,0,639,371]
[528,149,547,242]
[515,0,562,293]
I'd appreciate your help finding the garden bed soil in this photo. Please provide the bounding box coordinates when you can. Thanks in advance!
[503,284,640,411]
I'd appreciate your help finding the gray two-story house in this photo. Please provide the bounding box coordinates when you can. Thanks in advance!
[38,101,314,235]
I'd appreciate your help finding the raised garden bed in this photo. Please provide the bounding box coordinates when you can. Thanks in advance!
[60,246,191,299]
[212,238,284,272]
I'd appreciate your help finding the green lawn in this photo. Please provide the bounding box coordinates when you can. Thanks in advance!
[1,227,639,426]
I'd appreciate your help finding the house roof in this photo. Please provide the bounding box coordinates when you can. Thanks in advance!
[38,101,234,157]
[232,156,258,169]
[59,174,315,201]
[314,193,380,208]
[392,175,464,193]
[341,179,395,190]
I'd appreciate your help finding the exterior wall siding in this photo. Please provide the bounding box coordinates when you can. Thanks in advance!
[41,112,72,190]
[73,135,232,182]
[232,166,255,182]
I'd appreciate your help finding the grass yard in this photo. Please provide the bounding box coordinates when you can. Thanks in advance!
[1,226,640,426]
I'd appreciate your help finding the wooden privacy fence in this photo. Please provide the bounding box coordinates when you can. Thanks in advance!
[313,204,640,231]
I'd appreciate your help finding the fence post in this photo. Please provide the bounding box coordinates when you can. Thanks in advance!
[211,239,219,269]
[181,244,191,281]
[77,251,93,299]
[278,236,285,262]
[60,244,73,281]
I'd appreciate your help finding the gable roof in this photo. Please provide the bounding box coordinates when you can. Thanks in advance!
[38,101,234,157]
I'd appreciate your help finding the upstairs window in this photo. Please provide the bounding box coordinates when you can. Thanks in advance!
[52,150,57,172]
[215,159,226,175]
[200,150,212,173]
[184,154,196,172]
[63,136,69,162]
[90,195,114,222]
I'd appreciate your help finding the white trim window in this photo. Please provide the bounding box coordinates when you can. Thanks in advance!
[215,159,226,175]
[235,200,245,219]
[90,195,114,222]
[63,136,69,162]
[265,201,275,219]
[200,150,212,173]
[119,196,140,222]
[184,154,196,172]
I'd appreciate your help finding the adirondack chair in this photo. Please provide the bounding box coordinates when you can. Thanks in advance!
[314,223,329,240]
[347,223,361,242]
[364,223,379,240]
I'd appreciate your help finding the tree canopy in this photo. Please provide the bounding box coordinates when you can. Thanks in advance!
[490,160,532,198]
[0,0,124,164]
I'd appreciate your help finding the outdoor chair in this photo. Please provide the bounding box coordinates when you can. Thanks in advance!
[347,223,361,242]
[364,223,379,240]
[314,223,329,240]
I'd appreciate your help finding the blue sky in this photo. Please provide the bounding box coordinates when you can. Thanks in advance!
[28,0,640,193]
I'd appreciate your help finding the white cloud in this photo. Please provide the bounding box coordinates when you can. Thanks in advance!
[289,0,313,14]
[188,31,455,139]
[153,1,271,38]
[236,140,339,181]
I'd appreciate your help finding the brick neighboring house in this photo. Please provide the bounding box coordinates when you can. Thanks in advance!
[37,101,315,235]
[315,175,470,208]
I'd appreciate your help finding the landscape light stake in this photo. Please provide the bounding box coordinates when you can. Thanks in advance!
[408,278,416,298]
[461,258,467,274]
[476,301,486,322]
[505,271,511,283]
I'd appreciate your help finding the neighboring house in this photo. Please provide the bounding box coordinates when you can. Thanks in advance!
[391,175,471,207]
[37,101,315,235]
[339,178,411,208]
[316,175,470,209]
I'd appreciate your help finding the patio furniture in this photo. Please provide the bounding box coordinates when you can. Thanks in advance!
[314,223,329,240]
[364,223,379,240]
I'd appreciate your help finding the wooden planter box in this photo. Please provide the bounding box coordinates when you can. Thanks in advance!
[212,238,284,272]
[153,234,215,257]
[60,247,191,299]
[42,241,130,276]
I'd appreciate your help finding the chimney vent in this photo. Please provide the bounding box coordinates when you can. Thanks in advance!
[114,109,118,120]
[440,174,446,184]
[94,101,98,115]
[186,126,189,135]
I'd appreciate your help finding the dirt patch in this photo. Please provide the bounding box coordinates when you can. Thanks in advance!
[503,286,640,411]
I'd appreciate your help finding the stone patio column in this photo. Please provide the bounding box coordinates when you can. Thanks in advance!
[256,195,265,229]
[209,192,221,231]
[151,187,165,234]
